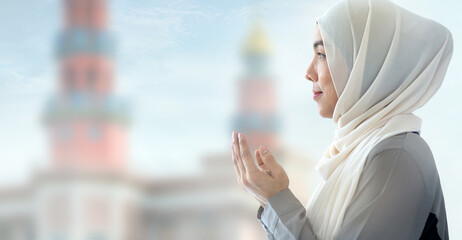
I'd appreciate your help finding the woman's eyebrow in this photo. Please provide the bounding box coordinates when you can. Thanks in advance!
[313,40,324,50]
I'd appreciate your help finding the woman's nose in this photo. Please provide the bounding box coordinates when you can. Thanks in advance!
[305,67,315,82]
[306,60,316,82]
[305,72,313,82]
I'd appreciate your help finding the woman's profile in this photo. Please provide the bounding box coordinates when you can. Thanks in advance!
[230,0,453,239]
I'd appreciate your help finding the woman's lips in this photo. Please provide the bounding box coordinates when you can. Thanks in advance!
[313,91,323,100]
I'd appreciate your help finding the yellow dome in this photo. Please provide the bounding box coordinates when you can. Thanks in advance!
[243,21,272,55]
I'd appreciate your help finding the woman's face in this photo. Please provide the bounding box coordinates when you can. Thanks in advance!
[305,24,338,119]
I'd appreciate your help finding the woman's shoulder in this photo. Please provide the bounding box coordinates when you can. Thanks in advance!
[369,132,432,159]
[365,131,439,196]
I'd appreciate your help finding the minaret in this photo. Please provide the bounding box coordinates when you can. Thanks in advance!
[232,21,281,151]
[44,0,129,171]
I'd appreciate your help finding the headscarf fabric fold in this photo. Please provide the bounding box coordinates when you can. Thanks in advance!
[305,0,453,239]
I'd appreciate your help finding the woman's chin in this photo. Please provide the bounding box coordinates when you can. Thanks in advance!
[318,106,333,119]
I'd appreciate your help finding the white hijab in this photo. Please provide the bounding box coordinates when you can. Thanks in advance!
[305,0,453,239]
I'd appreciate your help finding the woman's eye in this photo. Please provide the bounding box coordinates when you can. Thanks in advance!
[317,53,325,60]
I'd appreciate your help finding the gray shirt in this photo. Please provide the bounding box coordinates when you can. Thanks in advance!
[257,131,448,239]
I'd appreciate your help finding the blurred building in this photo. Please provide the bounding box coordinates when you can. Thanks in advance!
[0,1,318,240]
[233,21,280,151]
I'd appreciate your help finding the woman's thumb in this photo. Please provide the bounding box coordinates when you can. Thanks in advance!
[258,145,277,167]
[255,149,265,167]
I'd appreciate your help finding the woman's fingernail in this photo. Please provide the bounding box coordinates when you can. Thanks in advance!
[261,146,268,154]
[232,132,235,143]
[238,133,242,142]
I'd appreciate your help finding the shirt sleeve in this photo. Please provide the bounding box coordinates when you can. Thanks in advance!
[256,148,430,240]
[257,188,317,240]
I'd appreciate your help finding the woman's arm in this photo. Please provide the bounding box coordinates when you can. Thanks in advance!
[257,188,317,240]
[256,148,430,240]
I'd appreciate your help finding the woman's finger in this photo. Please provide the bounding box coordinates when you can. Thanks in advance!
[232,145,242,177]
[238,133,258,173]
[231,138,241,181]
[258,145,277,169]
[232,131,246,178]
[255,149,264,167]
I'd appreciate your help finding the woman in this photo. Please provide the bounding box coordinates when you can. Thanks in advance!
[230,0,453,239]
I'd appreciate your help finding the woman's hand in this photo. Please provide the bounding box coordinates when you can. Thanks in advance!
[231,131,290,208]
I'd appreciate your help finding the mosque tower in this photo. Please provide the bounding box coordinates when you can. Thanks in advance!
[44,0,129,171]
[232,21,281,151]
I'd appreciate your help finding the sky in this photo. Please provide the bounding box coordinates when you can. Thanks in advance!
[0,0,462,237]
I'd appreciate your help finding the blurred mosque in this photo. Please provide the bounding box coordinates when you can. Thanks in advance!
[0,1,318,239]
